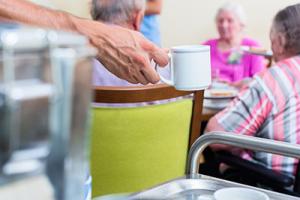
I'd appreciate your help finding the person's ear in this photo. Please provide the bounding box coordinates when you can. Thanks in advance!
[277,33,287,54]
[133,10,144,31]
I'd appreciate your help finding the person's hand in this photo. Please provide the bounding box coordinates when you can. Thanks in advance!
[75,18,169,85]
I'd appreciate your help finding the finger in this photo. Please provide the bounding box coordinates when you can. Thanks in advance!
[141,40,169,67]
[133,71,149,85]
[141,54,161,84]
[124,67,140,84]
[140,62,160,84]
[162,48,170,54]
[130,51,160,84]
[150,45,169,67]
[126,76,139,84]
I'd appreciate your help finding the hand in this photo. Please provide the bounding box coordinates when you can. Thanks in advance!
[75,18,169,85]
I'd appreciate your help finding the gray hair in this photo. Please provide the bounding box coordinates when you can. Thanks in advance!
[91,0,145,24]
[273,3,300,55]
[216,2,247,26]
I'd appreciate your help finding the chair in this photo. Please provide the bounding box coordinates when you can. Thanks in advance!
[90,84,204,197]
[215,151,300,197]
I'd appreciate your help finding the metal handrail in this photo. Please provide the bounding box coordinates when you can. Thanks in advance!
[187,132,300,175]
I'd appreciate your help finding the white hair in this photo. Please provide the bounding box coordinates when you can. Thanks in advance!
[216,2,247,26]
[91,0,145,24]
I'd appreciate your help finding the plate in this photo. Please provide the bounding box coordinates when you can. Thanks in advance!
[204,89,238,99]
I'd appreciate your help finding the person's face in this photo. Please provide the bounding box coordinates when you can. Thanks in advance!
[216,10,243,41]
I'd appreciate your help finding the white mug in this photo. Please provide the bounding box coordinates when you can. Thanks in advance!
[156,45,211,91]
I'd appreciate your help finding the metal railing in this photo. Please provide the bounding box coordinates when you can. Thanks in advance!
[187,132,300,175]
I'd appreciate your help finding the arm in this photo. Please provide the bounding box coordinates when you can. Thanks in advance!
[205,79,272,152]
[205,116,251,155]
[145,0,163,15]
[0,0,168,85]
[205,117,231,151]
[0,0,76,30]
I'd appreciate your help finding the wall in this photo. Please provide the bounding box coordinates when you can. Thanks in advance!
[160,0,300,48]
[51,0,90,18]
[30,0,90,18]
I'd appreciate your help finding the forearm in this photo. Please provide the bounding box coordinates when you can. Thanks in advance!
[205,117,231,151]
[206,118,246,155]
[0,0,111,45]
[0,0,77,31]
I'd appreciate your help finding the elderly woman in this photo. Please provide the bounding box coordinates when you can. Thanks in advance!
[204,3,300,182]
[203,3,265,84]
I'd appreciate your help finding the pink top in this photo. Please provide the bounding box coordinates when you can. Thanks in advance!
[203,38,265,82]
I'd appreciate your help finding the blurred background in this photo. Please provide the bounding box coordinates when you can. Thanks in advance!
[31,0,300,48]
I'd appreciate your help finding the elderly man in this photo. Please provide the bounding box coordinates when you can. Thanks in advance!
[205,3,300,179]
[91,0,169,86]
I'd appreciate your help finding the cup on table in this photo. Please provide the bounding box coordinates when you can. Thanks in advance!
[156,45,211,91]
[214,187,269,200]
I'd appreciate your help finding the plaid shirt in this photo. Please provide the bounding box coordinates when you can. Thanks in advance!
[215,55,300,176]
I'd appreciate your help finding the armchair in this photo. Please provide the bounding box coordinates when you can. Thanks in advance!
[90,84,204,197]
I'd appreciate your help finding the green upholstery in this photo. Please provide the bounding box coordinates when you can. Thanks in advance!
[91,99,193,197]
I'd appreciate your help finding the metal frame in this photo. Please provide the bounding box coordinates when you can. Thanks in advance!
[187,132,300,175]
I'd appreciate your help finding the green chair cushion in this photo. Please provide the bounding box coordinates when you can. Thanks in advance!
[91,99,193,197]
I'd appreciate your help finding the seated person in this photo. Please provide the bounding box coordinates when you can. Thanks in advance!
[203,2,265,85]
[205,3,300,179]
[91,0,169,87]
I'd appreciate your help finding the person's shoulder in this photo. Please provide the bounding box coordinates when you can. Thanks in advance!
[242,37,262,47]
[277,55,300,68]
[252,65,281,93]
[256,65,276,80]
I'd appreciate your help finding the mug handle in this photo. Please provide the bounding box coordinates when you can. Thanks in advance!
[155,52,174,86]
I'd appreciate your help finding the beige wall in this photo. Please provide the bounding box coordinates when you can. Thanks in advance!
[160,0,300,48]
[31,0,90,18]
[51,0,90,18]
[33,0,300,49]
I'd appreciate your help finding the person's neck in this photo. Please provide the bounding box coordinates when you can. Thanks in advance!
[218,35,242,51]
[117,22,135,30]
[275,53,294,63]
